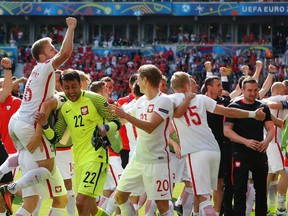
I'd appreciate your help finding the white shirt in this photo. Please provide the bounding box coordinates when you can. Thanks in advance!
[16,59,55,124]
[169,93,220,155]
[129,93,173,163]
[267,95,288,143]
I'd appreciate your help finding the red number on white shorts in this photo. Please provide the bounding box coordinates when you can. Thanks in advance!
[156,179,169,192]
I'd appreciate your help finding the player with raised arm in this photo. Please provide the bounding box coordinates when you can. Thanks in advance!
[0,17,77,216]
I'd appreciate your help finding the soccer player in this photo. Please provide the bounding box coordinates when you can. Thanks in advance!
[0,17,77,216]
[169,72,266,216]
[36,70,121,215]
[224,77,274,216]
[112,64,174,216]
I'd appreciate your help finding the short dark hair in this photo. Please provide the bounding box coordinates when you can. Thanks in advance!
[204,76,220,92]
[60,69,81,85]
[242,77,257,89]
[129,73,138,85]
[133,81,144,98]
[238,75,249,89]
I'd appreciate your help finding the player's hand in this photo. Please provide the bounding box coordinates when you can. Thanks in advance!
[173,144,182,159]
[241,65,249,76]
[27,131,43,153]
[110,105,127,119]
[255,108,266,121]
[34,112,47,126]
[184,92,196,101]
[256,60,263,70]
[98,125,107,137]
[245,139,261,150]
[204,61,212,72]
[268,64,277,74]
[220,67,228,76]
[66,17,77,29]
[256,140,269,153]
[1,57,12,68]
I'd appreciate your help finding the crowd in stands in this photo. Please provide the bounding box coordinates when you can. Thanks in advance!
[16,44,288,100]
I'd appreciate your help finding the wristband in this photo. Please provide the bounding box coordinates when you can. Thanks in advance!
[3,67,12,70]
[281,101,288,109]
[104,124,110,132]
[221,76,228,82]
[248,111,256,118]
[42,122,49,130]
[206,72,213,77]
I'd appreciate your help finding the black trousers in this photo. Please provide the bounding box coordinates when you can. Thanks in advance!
[232,152,268,216]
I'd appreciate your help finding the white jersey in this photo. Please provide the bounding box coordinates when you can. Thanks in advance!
[129,93,173,164]
[16,59,55,125]
[123,99,137,148]
[169,93,220,155]
[266,95,288,143]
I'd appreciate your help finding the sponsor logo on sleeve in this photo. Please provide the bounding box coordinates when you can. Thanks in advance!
[158,108,169,114]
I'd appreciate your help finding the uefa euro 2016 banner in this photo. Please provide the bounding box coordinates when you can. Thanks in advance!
[0,2,288,16]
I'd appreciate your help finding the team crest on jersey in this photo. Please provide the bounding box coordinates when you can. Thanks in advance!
[147,104,154,113]
[235,161,241,168]
[81,106,89,115]
[6,105,11,111]
[55,186,62,193]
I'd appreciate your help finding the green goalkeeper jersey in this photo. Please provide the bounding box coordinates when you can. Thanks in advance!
[45,91,120,167]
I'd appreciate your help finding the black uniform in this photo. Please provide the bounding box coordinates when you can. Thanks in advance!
[225,99,271,216]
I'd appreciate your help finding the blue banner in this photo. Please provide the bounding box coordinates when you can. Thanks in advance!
[0,2,171,16]
[173,3,288,16]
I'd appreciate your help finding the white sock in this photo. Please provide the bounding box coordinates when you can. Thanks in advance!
[193,212,199,216]
[106,193,118,215]
[278,194,286,210]
[98,196,109,210]
[48,207,65,216]
[145,200,157,216]
[160,208,174,216]
[269,180,278,207]
[182,187,194,216]
[118,199,136,216]
[216,212,220,216]
[0,211,6,216]
[246,184,255,215]
[16,206,31,216]
[8,167,51,194]
[138,192,147,209]
[199,200,216,216]
[0,153,19,179]
[67,189,76,216]
[32,198,42,216]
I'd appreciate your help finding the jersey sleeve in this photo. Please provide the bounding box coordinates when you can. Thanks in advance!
[154,96,174,120]
[53,92,67,110]
[202,95,217,113]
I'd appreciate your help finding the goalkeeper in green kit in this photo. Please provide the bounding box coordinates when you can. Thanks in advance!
[35,69,121,216]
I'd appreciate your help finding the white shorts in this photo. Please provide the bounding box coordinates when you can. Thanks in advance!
[128,141,137,162]
[169,153,190,183]
[267,142,284,173]
[19,150,67,199]
[104,156,123,190]
[117,159,172,200]
[56,147,74,180]
[187,150,220,196]
[9,116,56,161]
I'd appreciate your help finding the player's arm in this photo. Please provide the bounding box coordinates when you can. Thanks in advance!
[52,17,77,69]
[257,120,274,153]
[259,65,276,99]
[0,58,12,103]
[224,122,261,150]
[173,92,195,118]
[252,60,262,82]
[91,93,121,133]
[114,106,164,134]
[271,114,283,128]
[212,105,266,121]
